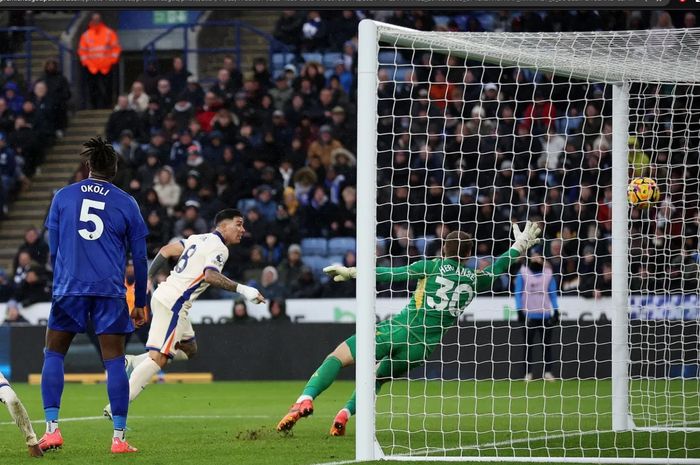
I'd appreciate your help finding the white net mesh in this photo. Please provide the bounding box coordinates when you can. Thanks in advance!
[367,24,700,461]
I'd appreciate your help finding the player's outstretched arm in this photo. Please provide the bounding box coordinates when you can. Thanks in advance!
[475,221,542,293]
[148,241,186,279]
[324,260,432,283]
[203,268,266,304]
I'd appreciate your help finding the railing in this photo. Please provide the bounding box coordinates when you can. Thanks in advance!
[141,19,291,81]
[0,26,75,87]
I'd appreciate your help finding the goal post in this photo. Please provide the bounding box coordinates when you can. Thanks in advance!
[357,19,700,463]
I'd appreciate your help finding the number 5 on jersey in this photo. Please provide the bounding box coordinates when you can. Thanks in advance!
[78,199,106,241]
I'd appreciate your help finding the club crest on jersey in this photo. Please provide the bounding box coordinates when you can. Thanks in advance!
[215,254,224,264]
[81,184,110,196]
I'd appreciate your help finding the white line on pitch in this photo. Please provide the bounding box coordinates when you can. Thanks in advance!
[310,460,359,465]
[0,413,270,426]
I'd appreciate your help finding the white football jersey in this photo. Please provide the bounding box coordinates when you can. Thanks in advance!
[153,232,229,311]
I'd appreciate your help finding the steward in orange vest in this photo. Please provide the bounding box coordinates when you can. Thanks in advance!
[79,13,121,109]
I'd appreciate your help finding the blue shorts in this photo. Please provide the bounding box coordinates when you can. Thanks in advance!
[48,296,133,335]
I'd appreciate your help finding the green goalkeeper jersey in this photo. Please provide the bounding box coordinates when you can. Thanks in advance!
[376,248,520,343]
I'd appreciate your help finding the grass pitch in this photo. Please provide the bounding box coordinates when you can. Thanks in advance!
[0,380,698,464]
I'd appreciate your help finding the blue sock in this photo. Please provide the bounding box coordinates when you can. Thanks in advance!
[41,350,65,422]
[104,356,128,430]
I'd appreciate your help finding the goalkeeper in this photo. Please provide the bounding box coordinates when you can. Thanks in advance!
[277,221,542,436]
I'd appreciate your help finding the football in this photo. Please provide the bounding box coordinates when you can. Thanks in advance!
[628,177,660,208]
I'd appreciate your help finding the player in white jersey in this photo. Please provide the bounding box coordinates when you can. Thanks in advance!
[0,371,43,457]
[103,209,264,417]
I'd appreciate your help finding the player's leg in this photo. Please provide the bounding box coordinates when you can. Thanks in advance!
[524,319,537,380]
[543,323,555,380]
[0,373,43,457]
[94,297,138,453]
[276,337,356,432]
[329,325,405,436]
[40,295,89,450]
[125,298,189,406]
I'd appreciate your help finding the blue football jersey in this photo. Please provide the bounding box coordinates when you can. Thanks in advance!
[45,179,148,298]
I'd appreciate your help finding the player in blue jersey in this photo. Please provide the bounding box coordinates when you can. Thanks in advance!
[39,137,148,454]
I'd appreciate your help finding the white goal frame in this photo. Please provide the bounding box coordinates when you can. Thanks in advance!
[355,19,700,463]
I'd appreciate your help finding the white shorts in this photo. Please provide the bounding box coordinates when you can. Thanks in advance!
[145,296,195,358]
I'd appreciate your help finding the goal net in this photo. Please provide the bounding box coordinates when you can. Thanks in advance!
[355,20,700,463]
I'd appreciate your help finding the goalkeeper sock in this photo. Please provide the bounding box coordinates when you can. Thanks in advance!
[129,357,161,402]
[104,356,129,431]
[41,350,65,426]
[344,393,356,416]
[301,356,343,399]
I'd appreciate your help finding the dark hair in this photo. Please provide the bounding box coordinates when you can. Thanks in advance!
[215,208,243,225]
[81,136,117,180]
[443,231,473,261]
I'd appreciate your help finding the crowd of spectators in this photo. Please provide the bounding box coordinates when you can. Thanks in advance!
[4,9,700,324]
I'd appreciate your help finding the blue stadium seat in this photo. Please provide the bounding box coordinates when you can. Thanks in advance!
[271,52,295,73]
[301,237,328,256]
[326,255,344,266]
[322,52,342,69]
[328,237,356,256]
[303,255,329,280]
[301,52,323,64]
[236,198,257,214]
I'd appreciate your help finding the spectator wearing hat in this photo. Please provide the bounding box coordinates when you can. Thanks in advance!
[105,95,141,142]
[270,73,294,111]
[113,129,141,166]
[181,75,204,108]
[278,243,305,289]
[127,80,149,114]
[259,265,287,301]
[229,299,257,324]
[201,130,224,166]
[153,166,181,215]
[515,245,560,381]
[133,150,161,192]
[2,300,29,325]
[140,97,164,138]
[2,81,23,115]
[178,170,202,206]
[290,265,322,298]
[252,184,278,223]
[174,200,208,237]
[308,124,343,168]
[169,130,201,169]
[231,91,256,126]
[172,95,195,132]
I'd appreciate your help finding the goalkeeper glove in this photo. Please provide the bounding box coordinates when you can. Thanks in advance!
[323,264,357,282]
[512,221,542,254]
[237,284,266,304]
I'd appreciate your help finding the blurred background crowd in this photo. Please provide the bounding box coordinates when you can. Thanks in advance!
[1,9,699,325]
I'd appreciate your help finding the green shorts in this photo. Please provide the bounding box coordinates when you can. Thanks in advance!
[344,320,437,378]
